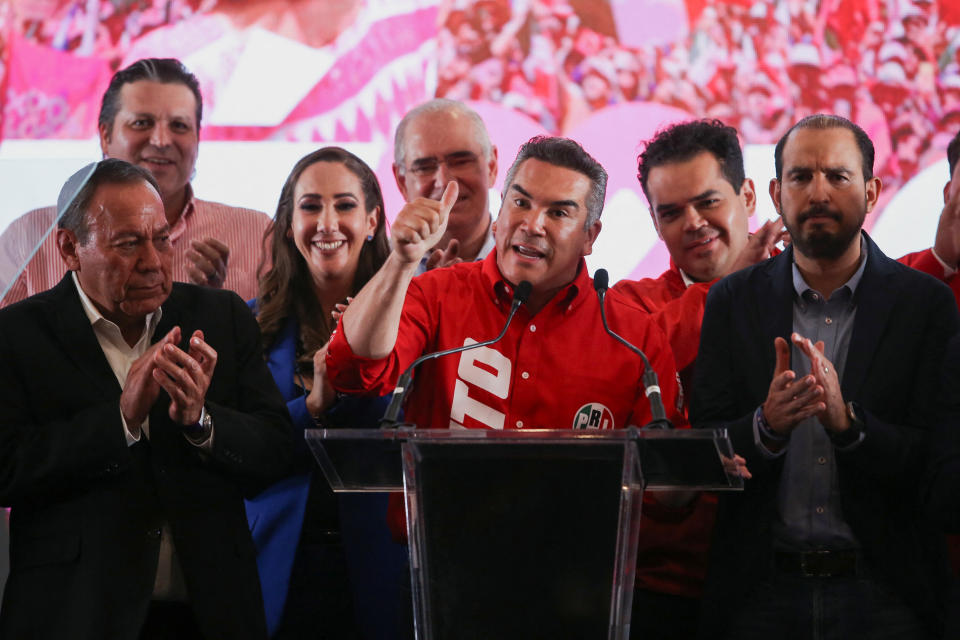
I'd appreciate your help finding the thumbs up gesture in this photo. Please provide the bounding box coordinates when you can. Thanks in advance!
[391,181,460,264]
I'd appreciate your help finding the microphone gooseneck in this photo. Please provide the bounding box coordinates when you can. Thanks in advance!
[379,280,532,428]
[593,268,673,429]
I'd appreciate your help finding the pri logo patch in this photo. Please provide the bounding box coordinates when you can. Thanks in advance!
[573,403,615,430]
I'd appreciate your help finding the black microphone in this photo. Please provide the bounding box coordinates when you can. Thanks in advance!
[379,280,533,427]
[593,268,673,429]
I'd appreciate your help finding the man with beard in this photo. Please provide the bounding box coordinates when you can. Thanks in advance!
[691,114,959,639]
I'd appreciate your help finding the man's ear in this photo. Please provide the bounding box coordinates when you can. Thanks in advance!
[486,145,499,185]
[392,163,409,201]
[864,175,882,213]
[365,206,380,238]
[768,178,782,217]
[740,178,757,216]
[581,220,602,257]
[98,122,112,156]
[57,229,82,271]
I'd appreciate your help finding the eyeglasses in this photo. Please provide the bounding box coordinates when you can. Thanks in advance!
[406,151,481,178]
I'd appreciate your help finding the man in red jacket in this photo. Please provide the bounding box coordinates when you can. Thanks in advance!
[611,119,782,639]
[614,120,784,380]
[616,119,959,639]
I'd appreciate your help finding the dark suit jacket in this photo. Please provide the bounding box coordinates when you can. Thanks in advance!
[0,276,295,640]
[925,333,960,532]
[691,233,959,638]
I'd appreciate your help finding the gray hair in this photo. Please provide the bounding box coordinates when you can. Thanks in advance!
[58,159,161,245]
[393,98,493,172]
[501,136,607,229]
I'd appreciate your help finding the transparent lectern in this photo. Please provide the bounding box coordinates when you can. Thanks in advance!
[306,427,742,640]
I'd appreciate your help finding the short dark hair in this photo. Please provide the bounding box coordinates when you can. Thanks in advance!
[774,114,875,181]
[947,128,960,178]
[501,136,607,228]
[98,58,203,135]
[58,159,161,244]
[637,119,746,202]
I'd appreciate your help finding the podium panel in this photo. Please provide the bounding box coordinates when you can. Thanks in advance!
[404,440,632,639]
[305,427,742,639]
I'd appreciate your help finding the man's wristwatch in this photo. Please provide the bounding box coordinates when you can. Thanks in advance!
[830,401,864,447]
[184,406,213,442]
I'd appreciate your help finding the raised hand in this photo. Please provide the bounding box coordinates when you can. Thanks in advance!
[152,329,218,426]
[305,343,335,418]
[730,219,785,274]
[390,181,459,264]
[120,326,181,436]
[424,238,463,271]
[762,336,825,436]
[790,332,849,433]
[186,237,229,288]
[331,297,353,323]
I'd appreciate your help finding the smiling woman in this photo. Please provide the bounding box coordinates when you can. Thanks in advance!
[246,146,392,637]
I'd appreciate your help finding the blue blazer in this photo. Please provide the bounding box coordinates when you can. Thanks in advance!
[244,309,387,636]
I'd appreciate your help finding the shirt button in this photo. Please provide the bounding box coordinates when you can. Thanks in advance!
[529,325,537,332]
[521,371,530,380]
[516,420,524,428]
[825,317,833,325]
[817,456,827,464]
[815,506,825,514]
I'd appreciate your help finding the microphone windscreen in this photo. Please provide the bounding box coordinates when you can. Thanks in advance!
[514,280,532,303]
[593,269,609,293]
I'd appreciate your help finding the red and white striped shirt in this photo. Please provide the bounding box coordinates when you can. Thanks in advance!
[0,185,270,305]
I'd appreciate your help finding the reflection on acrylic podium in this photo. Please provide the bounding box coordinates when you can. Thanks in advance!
[306,427,742,640]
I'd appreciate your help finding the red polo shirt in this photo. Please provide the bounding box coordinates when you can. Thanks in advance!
[900,247,960,305]
[613,261,711,375]
[612,262,719,599]
[327,251,684,432]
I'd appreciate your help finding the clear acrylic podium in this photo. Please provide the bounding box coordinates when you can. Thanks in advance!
[305,427,742,640]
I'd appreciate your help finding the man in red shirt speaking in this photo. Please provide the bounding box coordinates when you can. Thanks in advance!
[327,135,684,433]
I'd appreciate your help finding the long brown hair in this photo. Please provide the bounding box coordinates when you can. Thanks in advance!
[256,147,390,363]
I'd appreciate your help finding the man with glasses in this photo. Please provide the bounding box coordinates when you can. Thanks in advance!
[392,99,499,273]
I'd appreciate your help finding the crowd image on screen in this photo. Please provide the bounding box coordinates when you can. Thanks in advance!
[436,0,960,193]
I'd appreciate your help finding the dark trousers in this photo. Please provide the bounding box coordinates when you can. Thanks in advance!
[630,589,699,640]
[274,537,360,640]
[139,601,204,640]
[727,575,927,640]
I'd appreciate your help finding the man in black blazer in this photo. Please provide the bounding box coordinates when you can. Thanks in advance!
[692,115,959,639]
[0,159,294,639]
